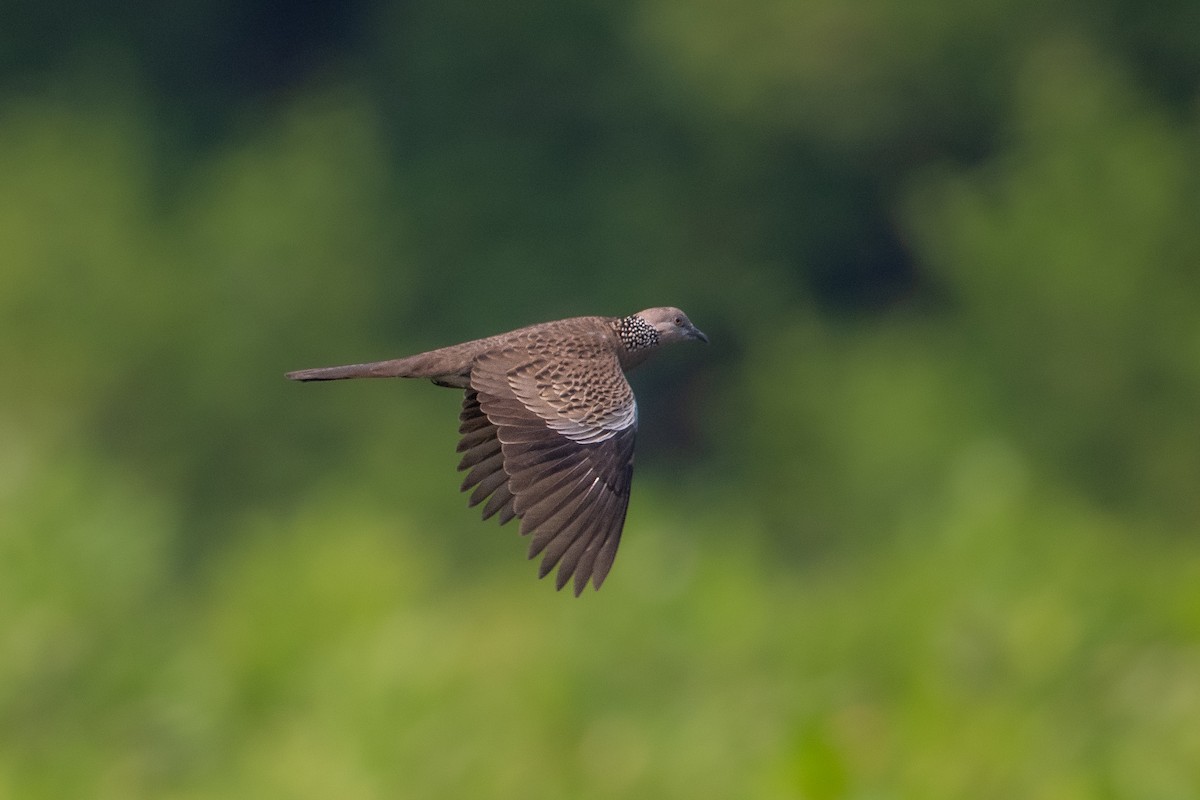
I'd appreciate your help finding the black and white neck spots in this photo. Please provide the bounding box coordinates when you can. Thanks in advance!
[617,315,660,352]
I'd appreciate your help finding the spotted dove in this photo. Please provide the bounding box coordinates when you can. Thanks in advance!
[286,307,707,595]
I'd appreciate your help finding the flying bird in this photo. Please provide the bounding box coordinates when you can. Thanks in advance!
[286,307,708,595]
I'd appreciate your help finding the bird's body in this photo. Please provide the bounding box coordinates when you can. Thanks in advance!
[287,307,707,595]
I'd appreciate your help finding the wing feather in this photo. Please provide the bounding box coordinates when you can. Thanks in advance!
[453,346,636,593]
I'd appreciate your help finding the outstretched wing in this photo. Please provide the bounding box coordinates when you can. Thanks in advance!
[455,348,637,595]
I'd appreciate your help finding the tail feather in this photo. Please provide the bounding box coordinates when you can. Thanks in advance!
[286,346,476,384]
[285,360,409,381]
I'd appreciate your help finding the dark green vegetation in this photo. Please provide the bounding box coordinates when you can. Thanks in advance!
[3,1,1199,796]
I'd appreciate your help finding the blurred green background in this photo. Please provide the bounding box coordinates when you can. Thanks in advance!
[3,1,1199,797]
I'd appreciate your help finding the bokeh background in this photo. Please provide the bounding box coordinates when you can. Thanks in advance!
[3,1,1200,797]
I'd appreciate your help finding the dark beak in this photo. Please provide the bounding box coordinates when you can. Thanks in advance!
[690,325,709,344]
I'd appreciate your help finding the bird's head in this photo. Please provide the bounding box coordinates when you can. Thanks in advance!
[633,307,709,346]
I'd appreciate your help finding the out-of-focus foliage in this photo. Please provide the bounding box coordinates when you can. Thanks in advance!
[2,0,1199,797]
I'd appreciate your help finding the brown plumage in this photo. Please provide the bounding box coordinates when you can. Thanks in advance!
[286,307,708,595]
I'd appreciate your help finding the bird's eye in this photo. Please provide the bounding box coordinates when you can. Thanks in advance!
[674,316,683,326]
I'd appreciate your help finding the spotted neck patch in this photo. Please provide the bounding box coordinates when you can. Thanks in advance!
[616,314,660,352]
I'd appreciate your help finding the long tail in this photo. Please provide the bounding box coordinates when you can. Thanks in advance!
[285,360,414,381]
[286,345,476,384]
